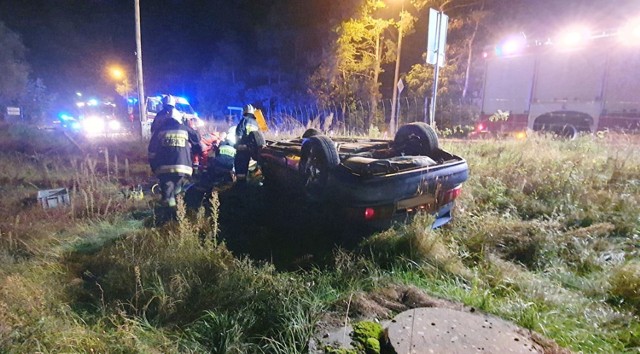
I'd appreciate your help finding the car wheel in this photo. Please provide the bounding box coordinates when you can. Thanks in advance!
[299,135,340,201]
[556,124,578,140]
[302,128,321,138]
[247,130,266,160]
[394,122,439,156]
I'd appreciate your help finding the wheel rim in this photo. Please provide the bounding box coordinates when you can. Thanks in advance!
[302,146,326,195]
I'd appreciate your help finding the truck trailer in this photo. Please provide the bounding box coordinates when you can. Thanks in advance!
[475,25,640,138]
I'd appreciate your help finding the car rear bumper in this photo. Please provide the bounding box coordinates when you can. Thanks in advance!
[342,200,456,231]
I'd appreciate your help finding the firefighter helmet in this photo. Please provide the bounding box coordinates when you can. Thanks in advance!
[243,104,255,115]
[162,95,176,108]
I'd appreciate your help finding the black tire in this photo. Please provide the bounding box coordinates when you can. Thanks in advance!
[302,128,321,139]
[299,135,340,201]
[557,124,578,140]
[246,130,266,160]
[394,122,439,156]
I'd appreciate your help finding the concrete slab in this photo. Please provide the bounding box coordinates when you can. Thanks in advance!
[386,307,541,353]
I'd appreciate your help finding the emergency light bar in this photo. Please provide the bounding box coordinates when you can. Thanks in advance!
[488,17,640,58]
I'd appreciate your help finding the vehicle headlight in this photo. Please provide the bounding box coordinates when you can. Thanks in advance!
[108,120,121,131]
[83,116,105,134]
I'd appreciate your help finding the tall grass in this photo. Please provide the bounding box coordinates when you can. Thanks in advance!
[0,124,638,353]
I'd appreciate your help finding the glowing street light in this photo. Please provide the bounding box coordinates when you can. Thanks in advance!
[110,67,124,80]
[108,66,133,115]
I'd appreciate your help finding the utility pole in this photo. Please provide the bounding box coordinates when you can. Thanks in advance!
[134,0,147,139]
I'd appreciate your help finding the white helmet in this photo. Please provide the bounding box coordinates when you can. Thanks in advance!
[170,107,184,123]
[243,104,255,115]
[162,95,176,108]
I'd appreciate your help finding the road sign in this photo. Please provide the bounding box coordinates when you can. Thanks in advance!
[397,79,405,94]
[6,107,20,116]
[426,9,448,67]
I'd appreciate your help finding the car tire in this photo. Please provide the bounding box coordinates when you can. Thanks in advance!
[302,128,321,138]
[394,122,439,156]
[247,130,266,160]
[557,124,578,140]
[299,135,340,201]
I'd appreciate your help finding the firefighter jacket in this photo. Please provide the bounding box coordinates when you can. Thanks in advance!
[148,118,203,176]
[150,108,171,136]
[235,113,259,146]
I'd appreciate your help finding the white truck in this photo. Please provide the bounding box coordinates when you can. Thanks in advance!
[475,29,640,138]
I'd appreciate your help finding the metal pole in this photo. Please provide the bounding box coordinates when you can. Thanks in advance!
[390,16,403,135]
[396,91,402,127]
[429,11,442,128]
[134,0,147,138]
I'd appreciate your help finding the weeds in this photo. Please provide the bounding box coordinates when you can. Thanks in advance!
[0,125,639,353]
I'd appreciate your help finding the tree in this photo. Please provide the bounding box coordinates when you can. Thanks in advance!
[20,78,53,124]
[0,22,29,111]
[402,0,497,129]
[309,0,396,131]
[196,41,246,118]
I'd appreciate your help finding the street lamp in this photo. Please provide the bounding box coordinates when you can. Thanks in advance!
[109,66,132,115]
[389,0,405,135]
[110,67,124,81]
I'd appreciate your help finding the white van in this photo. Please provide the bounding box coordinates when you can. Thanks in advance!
[145,95,203,126]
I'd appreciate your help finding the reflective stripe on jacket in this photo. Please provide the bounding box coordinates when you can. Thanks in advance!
[154,164,193,175]
[148,118,202,177]
[218,144,236,158]
[235,114,259,145]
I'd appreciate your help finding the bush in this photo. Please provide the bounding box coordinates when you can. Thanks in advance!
[609,261,640,311]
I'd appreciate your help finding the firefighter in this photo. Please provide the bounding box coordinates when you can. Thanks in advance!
[148,107,203,209]
[234,104,260,182]
[150,95,176,135]
[205,137,237,186]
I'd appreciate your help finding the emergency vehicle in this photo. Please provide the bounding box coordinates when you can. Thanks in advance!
[145,95,203,127]
[475,20,640,138]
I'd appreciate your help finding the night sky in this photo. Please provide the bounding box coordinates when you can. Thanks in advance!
[1,0,639,108]
[0,0,343,103]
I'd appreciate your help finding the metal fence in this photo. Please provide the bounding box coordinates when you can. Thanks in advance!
[254,96,478,135]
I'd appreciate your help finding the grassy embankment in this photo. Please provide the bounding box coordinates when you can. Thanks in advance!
[0,122,638,353]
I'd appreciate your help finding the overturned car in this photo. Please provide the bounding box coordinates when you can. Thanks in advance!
[253,122,469,229]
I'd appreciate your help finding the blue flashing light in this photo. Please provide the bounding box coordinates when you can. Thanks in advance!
[495,37,526,57]
[494,33,527,57]
[59,113,75,121]
[87,99,98,106]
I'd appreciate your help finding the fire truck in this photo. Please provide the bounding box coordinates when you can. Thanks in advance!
[475,22,640,138]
